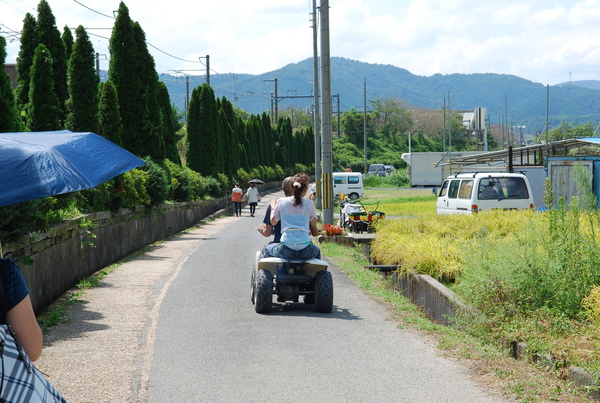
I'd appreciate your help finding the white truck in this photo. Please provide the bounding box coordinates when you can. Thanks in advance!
[401,152,480,187]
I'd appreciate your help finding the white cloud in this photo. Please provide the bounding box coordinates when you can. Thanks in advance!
[0,0,598,85]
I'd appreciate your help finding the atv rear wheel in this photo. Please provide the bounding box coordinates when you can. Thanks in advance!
[314,270,333,313]
[254,270,273,313]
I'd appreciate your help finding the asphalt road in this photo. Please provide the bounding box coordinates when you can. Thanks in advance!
[36,193,508,402]
[146,196,507,402]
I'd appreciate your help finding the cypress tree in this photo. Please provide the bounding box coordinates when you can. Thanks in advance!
[98,81,122,145]
[254,116,265,169]
[220,97,238,175]
[0,36,22,132]
[272,123,284,168]
[277,118,294,170]
[27,44,60,131]
[109,2,165,159]
[15,13,37,114]
[62,25,73,60]
[109,2,143,155]
[133,22,164,160]
[261,112,274,166]
[217,108,232,176]
[186,86,202,171]
[157,82,181,164]
[37,0,68,126]
[245,117,259,169]
[189,84,219,176]
[240,120,252,170]
[66,25,99,133]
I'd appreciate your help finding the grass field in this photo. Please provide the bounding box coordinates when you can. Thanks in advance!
[333,186,600,401]
[355,188,437,217]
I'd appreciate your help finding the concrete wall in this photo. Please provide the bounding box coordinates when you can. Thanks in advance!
[1,197,228,315]
[392,271,466,325]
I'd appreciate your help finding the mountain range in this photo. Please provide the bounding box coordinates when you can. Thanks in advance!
[159,57,600,134]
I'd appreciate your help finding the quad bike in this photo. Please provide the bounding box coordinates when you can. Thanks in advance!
[251,251,333,314]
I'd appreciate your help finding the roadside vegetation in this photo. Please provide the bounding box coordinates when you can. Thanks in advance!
[331,178,600,401]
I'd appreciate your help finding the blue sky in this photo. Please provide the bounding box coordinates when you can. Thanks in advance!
[1,0,599,85]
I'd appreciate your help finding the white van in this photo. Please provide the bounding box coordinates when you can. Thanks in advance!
[333,172,364,200]
[436,172,535,214]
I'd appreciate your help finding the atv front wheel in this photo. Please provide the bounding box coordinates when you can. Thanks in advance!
[254,270,273,313]
[314,270,333,313]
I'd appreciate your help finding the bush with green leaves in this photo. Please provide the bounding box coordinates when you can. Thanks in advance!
[236,168,251,185]
[364,171,409,188]
[141,159,169,205]
[0,199,51,243]
[202,176,222,198]
[187,169,204,200]
[165,161,192,202]
[216,173,230,193]
[120,169,150,208]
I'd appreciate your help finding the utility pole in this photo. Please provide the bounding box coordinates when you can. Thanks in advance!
[185,75,189,122]
[320,0,333,224]
[274,78,278,123]
[448,91,452,151]
[312,0,322,209]
[363,78,367,174]
[199,55,210,86]
[263,78,278,124]
[336,93,341,139]
[442,96,446,152]
[505,94,508,148]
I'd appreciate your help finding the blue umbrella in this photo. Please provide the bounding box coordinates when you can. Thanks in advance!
[0,130,145,208]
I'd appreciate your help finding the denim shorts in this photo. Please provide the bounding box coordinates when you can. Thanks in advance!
[263,243,321,260]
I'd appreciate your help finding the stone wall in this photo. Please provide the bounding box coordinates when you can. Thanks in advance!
[1,197,228,315]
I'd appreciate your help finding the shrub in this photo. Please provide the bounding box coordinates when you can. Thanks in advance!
[187,169,204,200]
[0,199,50,243]
[260,165,275,182]
[120,169,150,208]
[141,159,169,205]
[364,171,409,188]
[78,180,115,212]
[216,173,230,192]
[294,163,309,175]
[203,176,222,198]
[236,168,251,185]
[273,165,285,180]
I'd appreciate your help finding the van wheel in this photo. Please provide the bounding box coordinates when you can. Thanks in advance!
[349,193,359,200]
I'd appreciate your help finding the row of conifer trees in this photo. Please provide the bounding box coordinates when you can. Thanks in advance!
[1,0,315,183]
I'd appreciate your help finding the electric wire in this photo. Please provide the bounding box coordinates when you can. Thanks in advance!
[71,0,114,19]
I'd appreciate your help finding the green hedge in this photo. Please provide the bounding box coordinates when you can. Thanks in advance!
[0,160,315,244]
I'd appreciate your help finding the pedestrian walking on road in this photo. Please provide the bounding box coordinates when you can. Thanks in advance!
[244,183,259,217]
[232,183,243,217]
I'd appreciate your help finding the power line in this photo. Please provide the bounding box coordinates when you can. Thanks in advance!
[72,0,114,19]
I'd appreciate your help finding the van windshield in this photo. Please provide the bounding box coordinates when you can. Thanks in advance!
[478,177,529,200]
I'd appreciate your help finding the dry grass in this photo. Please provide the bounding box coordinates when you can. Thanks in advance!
[359,188,600,396]
[370,209,539,280]
[322,241,599,402]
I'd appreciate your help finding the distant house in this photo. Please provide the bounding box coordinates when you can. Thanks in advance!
[4,64,18,90]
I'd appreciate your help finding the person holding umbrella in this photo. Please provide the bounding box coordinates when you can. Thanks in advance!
[244,182,260,217]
